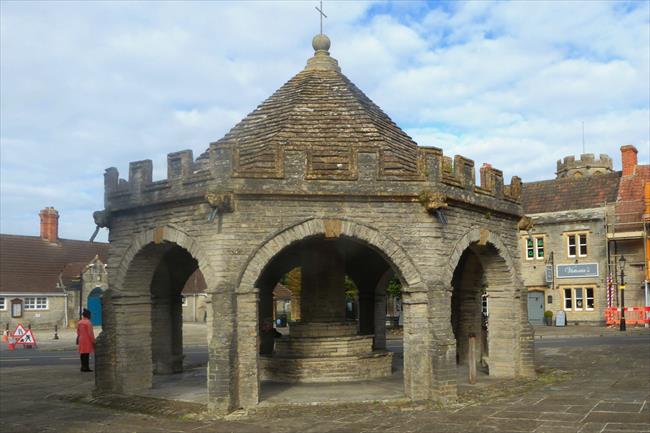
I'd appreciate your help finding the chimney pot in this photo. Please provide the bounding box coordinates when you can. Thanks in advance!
[621,145,638,176]
[39,207,59,242]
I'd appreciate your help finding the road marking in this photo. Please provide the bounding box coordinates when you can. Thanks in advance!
[0,358,29,362]
[58,357,78,360]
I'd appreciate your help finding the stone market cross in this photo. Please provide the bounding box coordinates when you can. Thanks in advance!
[92,32,534,415]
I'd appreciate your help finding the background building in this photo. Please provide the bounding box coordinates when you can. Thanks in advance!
[0,207,108,328]
[521,145,649,325]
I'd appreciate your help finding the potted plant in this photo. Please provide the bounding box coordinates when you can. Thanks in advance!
[543,310,553,326]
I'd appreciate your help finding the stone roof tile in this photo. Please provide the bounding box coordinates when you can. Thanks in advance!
[204,45,420,179]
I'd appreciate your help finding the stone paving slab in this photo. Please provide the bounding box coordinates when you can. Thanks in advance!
[2,335,649,433]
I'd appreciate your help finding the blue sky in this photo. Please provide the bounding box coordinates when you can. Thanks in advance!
[1,1,649,241]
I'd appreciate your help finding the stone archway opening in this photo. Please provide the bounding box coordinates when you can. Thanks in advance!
[451,242,515,381]
[107,241,207,395]
[254,235,406,403]
[149,244,198,375]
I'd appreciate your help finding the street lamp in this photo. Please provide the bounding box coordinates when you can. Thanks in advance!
[619,255,627,331]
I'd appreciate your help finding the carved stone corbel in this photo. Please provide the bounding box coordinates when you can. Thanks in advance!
[418,191,448,214]
[517,216,534,231]
[205,192,235,223]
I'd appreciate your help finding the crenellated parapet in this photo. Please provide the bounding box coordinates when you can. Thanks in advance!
[102,144,521,219]
[556,153,613,178]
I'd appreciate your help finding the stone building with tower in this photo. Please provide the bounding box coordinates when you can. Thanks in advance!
[93,34,534,413]
[521,145,649,325]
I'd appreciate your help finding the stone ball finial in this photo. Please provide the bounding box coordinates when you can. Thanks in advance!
[312,33,331,52]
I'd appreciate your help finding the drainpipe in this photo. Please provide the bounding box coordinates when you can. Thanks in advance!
[63,291,69,328]
[79,272,83,319]
[643,280,650,328]
[193,294,197,322]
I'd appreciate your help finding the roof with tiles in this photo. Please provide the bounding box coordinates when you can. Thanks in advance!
[204,34,420,180]
[521,172,621,214]
[0,235,108,294]
[615,164,649,228]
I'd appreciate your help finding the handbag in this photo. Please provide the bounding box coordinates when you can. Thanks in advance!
[76,335,79,345]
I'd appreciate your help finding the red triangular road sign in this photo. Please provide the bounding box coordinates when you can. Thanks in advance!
[13,324,26,337]
[15,329,37,345]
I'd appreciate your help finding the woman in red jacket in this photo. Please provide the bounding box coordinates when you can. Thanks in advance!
[77,309,96,372]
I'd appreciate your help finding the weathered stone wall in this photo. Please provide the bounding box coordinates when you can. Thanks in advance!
[96,136,531,413]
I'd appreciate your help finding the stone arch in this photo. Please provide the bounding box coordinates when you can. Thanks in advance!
[113,225,214,293]
[443,228,519,288]
[234,217,428,408]
[98,225,215,396]
[444,227,522,379]
[238,218,425,293]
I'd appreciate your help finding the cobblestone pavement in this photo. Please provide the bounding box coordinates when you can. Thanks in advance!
[1,333,648,433]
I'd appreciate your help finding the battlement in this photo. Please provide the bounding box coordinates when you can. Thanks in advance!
[102,145,521,216]
[556,153,613,178]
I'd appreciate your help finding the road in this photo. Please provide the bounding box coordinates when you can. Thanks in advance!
[1,335,646,368]
[0,346,209,368]
[1,334,648,433]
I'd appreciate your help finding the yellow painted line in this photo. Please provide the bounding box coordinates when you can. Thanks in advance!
[58,357,78,360]
[0,358,29,362]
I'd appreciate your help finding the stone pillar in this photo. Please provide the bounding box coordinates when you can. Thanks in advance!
[287,268,301,321]
[236,290,259,409]
[373,272,392,350]
[517,284,536,377]
[300,243,346,322]
[428,287,458,403]
[401,288,433,401]
[113,293,153,394]
[150,265,184,374]
[358,289,374,335]
[151,294,173,374]
[258,281,275,355]
[207,289,236,415]
[485,288,516,378]
[170,293,183,372]
[94,289,116,394]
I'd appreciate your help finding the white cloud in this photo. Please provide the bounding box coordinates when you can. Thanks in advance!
[1,1,648,240]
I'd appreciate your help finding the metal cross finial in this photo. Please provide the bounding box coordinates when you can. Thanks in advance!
[315,0,327,35]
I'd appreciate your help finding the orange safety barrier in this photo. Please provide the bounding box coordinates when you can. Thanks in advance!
[605,306,650,326]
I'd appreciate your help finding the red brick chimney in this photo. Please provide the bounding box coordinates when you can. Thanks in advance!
[621,145,638,176]
[39,207,59,242]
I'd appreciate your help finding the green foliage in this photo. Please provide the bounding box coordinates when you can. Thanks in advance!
[387,276,401,297]
[544,310,553,318]
[344,275,358,299]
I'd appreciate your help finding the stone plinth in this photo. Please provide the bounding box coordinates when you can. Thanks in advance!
[262,321,393,383]
[289,321,357,337]
[261,351,393,383]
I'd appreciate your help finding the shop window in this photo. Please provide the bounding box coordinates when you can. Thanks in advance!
[563,287,596,311]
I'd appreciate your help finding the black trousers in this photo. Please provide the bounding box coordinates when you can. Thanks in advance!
[80,353,91,371]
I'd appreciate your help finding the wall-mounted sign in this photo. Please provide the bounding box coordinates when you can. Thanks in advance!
[545,265,553,283]
[556,263,599,279]
[11,298,23,318]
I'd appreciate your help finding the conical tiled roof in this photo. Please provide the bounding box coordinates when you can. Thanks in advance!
[209,35,420,180]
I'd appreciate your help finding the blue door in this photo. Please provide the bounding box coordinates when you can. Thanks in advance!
[527,291,544,324]
[87,287,103,326]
